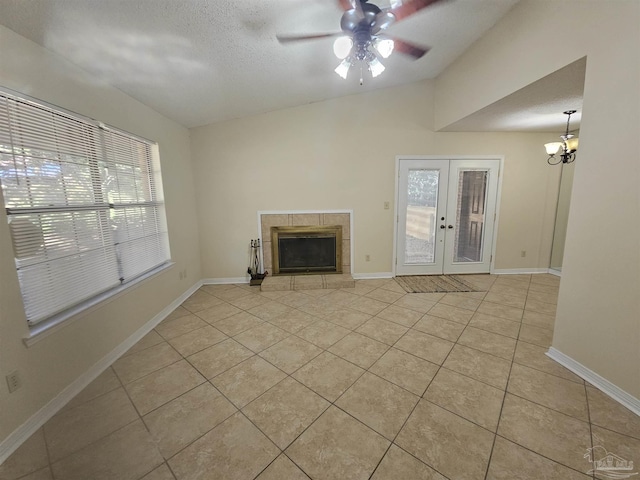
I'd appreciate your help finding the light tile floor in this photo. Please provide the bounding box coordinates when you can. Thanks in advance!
[2,274,639,480]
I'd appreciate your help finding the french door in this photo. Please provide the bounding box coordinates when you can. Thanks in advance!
[395,158,500,275]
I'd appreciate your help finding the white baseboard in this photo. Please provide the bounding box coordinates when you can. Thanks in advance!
[492,268,550,275]
[546,347,640,416]
[355,269,555,278]
[0,281,203,465]
[202,277,250,285]
[352,272,394,280]
[204,274,395,283]
[547,268,562,277]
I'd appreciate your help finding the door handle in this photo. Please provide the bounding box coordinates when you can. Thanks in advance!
[440,225,446,229]
[448,225,454,229]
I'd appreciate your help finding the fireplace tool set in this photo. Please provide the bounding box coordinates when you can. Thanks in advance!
[248,239,267,286]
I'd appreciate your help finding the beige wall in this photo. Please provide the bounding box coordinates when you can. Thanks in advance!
[191,81,559,278]
[0,26,202,441]
[550,162,575,270]
[435,0,640,397]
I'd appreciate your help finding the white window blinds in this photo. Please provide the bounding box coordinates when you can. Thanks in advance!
[0,91,170,325]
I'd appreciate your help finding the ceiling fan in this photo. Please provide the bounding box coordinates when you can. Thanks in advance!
[277,0,445,82]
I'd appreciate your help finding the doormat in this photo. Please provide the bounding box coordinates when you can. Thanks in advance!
[394,275,481,293]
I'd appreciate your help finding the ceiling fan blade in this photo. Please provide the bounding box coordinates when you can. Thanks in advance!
[276,33,342,44]
[392,38,431,59]
[389,0,445,22]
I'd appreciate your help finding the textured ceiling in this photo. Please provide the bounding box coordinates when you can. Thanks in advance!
[0,0,521,128]
[443,57,586,133]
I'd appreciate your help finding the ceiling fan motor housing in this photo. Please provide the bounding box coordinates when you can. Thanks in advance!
[341,1,386,60]
[340,2,381,33]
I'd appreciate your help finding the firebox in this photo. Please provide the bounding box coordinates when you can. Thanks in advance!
[271,225,342,275]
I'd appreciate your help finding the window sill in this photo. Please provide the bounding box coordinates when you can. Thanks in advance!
[23,262,175,347]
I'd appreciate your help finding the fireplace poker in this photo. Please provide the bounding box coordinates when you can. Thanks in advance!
[248,239,267,286]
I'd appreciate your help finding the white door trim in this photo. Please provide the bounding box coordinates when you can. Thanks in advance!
[393,155,504,277]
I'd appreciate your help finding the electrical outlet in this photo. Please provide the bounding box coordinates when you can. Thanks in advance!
[521,250,527,258]
[365,254,371,262]
[6,371,21,393]
[384,201,390,210]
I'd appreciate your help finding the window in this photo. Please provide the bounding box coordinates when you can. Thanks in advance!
[0,90,171,327]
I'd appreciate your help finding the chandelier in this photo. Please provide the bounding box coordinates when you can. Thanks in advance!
[545,110,579,165]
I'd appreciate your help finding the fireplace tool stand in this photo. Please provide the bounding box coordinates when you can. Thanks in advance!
[248,239,267,286]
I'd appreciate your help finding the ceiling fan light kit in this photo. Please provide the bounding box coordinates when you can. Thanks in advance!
[277,0,441,83]
[368,56,385,77]
[334,58,352,79]
[545,110,579,165]
[332,36,393,79]
[333,36,354,59]
[374,38,395,58]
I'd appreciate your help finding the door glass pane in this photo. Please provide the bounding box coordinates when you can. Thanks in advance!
[405,169,439,264]
[454,170,488,263]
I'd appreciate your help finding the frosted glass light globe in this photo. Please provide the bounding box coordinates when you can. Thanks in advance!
[333,36,353,59]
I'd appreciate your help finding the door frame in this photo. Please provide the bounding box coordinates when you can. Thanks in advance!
[392,155,505,277]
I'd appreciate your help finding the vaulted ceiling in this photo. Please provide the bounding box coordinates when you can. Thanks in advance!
[0,0,583,131]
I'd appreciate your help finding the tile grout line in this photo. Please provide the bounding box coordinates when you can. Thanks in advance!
[160,285,579,479]
[44,367,146,477]
[46,417,147,475]
[584,381,597,480]
[164,461,178,480]
[242,286,432,478]
[196,299,381,478]
[24,287,302,478]
[489,432,597,478]
[481,286,522,480]
[366,290,487,480]
[29,276,580,480]
[112,371,169,478]
[480,278,591,479]
[582,422,640,443]
[150,297,296,470]
[364,318,463,480]
[286,274,576,480]
[159,379,239,466]
[42,415,54,480]
[237,351,365,479]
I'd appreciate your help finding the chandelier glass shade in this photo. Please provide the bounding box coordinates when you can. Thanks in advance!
[545,110,579,165]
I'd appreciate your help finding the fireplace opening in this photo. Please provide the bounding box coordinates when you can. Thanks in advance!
[271,226,342,275]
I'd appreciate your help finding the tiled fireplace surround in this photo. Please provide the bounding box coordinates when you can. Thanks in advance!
[259,211,353,290]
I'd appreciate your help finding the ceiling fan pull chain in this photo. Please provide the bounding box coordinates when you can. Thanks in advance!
[360,65,364,86]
